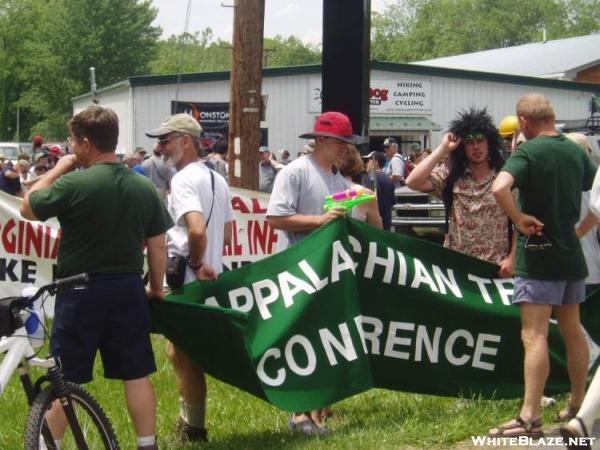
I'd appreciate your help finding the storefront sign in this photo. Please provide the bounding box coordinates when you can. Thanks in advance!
[308,78,432,114]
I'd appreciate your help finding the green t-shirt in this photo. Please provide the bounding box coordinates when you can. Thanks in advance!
[502,134,596,280]
[29,162,173,277]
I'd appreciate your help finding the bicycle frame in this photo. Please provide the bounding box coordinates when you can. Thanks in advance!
[1,325,92,449]
[0,325,54,396]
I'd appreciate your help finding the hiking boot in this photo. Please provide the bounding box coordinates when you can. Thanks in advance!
[175,416,208,443]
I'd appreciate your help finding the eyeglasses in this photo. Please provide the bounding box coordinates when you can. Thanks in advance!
[524,233,553,251]
[157,134,184,145]
[464,133,486,144]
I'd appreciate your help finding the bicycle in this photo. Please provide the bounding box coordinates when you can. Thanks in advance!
[0,273,119,450]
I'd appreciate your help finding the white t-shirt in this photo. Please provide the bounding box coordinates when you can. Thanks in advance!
[384,154,405,187]
[166,161,233,281]
[584,168,600,284]
[266,154,350,251]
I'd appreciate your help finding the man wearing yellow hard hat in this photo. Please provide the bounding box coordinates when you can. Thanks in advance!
[499,115,526,155]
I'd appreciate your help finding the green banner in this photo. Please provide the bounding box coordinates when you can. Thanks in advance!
[150,218,600,412]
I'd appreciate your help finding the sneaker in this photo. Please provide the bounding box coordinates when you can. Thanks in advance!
[175,416,208,443]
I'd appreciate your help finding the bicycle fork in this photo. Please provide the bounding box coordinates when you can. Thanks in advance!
[45,366,90,450]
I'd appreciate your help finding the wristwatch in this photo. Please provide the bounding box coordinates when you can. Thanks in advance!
[187,256,203,270]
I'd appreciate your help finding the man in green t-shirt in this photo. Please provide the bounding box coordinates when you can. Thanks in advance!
[20,106,173,450]
[489,94,596,439]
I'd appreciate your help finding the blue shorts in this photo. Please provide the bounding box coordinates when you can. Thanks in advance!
[51,274,156,383]
[512,276,586,306]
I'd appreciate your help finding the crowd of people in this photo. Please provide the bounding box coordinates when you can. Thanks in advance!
[7,91,600,448]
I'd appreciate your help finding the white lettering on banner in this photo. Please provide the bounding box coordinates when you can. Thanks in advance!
[473,334,501,371]
[319,323,358,366]
[432,266,462,298]
[415,325,442,363]
[445,329,474,366]
[278,271,316,308]
[330,240,356,282]
[384,321,415,359]
[253,279,280,320]
[257,316,502,386]
[256,348,285,386]
[298,259,329,291]
[411,258,439,292]
[493,279,513,306]
[468,274,494,304]
[213,239,519,316]
[364,242,394,283]
[396,251,407,285]
[205,296,219,307]
[354,315,384,355]
[228,287,254,312]
[285,335,316,376]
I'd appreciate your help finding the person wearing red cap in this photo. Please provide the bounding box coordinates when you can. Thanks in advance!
[267,111,362,435]
[32,134,44,154]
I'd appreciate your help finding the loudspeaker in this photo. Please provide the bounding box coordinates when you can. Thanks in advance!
[322,0,370,145]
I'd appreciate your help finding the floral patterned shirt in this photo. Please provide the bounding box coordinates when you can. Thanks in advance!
[429,164,511,264]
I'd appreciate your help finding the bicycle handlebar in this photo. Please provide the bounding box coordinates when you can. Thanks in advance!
[53,273,90,288]
[14,273,89,308]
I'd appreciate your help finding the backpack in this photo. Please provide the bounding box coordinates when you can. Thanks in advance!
[392,154,412,182]
[404,159,414,177]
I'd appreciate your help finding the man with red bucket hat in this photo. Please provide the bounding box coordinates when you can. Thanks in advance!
[266,111,362,435]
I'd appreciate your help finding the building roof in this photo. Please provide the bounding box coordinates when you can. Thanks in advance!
[72,60,600,102]
[415,34,600,80]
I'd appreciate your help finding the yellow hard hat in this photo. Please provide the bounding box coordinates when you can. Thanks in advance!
[498,115,519,138]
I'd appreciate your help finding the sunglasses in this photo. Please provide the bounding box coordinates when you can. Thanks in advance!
[524,233,553,251]
[463,133,486,144]
[158,134,185,145]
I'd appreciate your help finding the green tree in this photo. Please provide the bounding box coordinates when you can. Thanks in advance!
[263,35,321,67]
[371,0,600,62]
[148,29,232,74]
[0,0,160,141]
[149,29,321,75]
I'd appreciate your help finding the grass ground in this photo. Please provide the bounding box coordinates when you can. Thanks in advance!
[0,334,568,450]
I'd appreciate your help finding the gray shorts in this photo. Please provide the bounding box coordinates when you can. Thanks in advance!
[512,277,586,306]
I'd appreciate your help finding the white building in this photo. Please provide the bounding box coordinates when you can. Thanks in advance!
[416,34,600,82]
[72,61,600,157]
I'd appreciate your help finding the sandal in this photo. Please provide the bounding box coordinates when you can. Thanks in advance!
[488,416,544,438]
[288,414,330,436]
[556,405,580,422]
[560,417,591,450]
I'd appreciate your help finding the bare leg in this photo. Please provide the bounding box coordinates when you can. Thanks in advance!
[45,399,67,440]
[124,377,157,437]
[554,304,589,409]
[518,303,553,422]
[167,341,206,427]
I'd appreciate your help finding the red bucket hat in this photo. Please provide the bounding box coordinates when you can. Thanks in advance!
[299,111,363,145]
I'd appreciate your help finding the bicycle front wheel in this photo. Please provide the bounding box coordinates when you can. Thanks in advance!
[24,381,119,450]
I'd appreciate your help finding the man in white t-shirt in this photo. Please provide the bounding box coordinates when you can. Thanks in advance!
[267,111,359,435]
[146,114,233,444]
[383,136,405,188]
[561,150,600,447]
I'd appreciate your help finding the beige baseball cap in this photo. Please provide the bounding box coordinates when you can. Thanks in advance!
[146,113,203,138]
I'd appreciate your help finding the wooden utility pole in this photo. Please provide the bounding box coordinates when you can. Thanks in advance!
[228,0,265,190]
